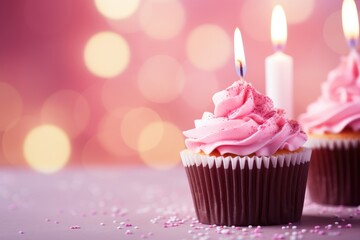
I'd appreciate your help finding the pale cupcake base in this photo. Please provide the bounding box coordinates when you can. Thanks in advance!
[180,148,311,226]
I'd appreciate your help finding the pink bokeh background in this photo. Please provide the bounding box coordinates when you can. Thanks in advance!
[0,0,358,171]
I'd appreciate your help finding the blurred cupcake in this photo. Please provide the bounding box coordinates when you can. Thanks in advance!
[299,51,360,206]
[181,80,311,226]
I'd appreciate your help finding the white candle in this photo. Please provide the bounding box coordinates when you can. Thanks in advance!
[265,5,293,119]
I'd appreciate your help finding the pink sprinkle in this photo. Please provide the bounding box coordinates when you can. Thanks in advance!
[70,225,81,230]
[140,234,147,239]
[220,229,230,235]
[318,230,325,235]
[314,225,320,229]
[254,228,261,233]
[18,231,24,235]
[45,218,51,222]
[54,221,60,224]
[337,225,342,229]
[125,230,133,235]
[116,226,122,230]
[100,222,105,226]
[345,224,352,228]
[134,226,139,229]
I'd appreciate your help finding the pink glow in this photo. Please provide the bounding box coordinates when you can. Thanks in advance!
[0,0,357,167]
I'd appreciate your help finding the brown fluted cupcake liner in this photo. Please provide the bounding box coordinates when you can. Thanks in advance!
[180,149,311,226]
[306,137,360,206]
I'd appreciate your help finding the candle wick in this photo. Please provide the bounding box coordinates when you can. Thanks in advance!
[236,60,246,77]
[273,44,285,52]
[348,38,358,50]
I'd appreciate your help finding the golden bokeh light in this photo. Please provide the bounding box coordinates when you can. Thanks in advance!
[97,108,136,157]
[137,121,163,152]
[121,107,162,150]
[138,55,185,103]
[94,0,140,20]
[0,82,23,131]
[84,31,130,78]
[138,121,184,170]
[41,90,90,138]
[186,24,231,71]
[23,124,71,174]
[139,0,185,40]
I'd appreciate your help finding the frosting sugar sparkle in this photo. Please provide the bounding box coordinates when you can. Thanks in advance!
[184,80,306,156]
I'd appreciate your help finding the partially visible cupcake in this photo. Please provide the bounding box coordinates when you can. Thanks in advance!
[181,80,311,226]
[299,51,360,206]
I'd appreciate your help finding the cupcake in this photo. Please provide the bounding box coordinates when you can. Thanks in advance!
[299,51,360,206]
[181,80,311,226]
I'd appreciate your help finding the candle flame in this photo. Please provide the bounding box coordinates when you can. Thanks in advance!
[271,5,287,51]
[234,28,246,77]
[342,0,359,48]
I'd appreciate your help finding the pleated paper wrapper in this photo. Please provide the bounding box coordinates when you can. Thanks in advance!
[306,137,360,206]
[180,148,311,226]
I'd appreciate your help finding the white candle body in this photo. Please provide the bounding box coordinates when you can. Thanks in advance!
[265,51,293,119]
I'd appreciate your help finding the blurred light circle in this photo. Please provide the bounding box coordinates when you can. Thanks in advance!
[138,55,185,103]
[139,0,185,40]
[271,0,315,24]
[84,31,130,78]
[41,90,90,138]
[323,10,348,54]
[186,25,231,71]
[181,71,219,110]
[23,124,71,174]
[120,107,162,150]
[94,0,140,20]
[98,108,136,157]
[24,0,71,35]
[138,121,184,170]
[2,115,39,166]
[137,121,164,152]
[240,0,272,42]
[0,82,23,131]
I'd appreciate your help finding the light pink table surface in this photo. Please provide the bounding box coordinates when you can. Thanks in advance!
[0,167,359,240]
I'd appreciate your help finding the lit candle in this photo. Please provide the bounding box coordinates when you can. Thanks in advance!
[265,5,293,118]
[342,0,359,50]
[234,28,246,78]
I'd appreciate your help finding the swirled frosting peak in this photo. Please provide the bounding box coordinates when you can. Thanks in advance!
[184,80,307,156]
[299,51,360,134]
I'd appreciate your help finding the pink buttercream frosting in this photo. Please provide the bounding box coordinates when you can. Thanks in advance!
[183,80,307,156]
[299,51,360,134]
